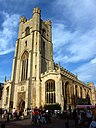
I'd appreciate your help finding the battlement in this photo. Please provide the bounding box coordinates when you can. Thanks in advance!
[45,20,52,26]
[20,16,27,23]
[33,7,41,14]
[87,82,94,87]
[41,70,57,77]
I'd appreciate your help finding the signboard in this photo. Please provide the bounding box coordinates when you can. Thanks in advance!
[76,105,95,109]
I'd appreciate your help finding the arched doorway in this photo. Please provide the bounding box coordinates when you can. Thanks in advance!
[19,100,25,112]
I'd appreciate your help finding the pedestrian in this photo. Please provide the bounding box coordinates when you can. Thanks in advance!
[7,111,10,122]
[73,109,78,127]
[89,115,96,128]
[79,112,88,128]
[65,112,69,128]
[86,107,93,126]
[16,110,20,120]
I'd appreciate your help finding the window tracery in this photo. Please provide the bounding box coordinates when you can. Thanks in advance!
[21,51,29,81]
[45,80,55,104]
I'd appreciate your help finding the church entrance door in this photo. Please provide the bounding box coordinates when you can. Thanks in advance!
[19,100,25,112]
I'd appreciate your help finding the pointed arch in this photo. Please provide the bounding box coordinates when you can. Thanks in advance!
[25,27,30,36]
[21,51,29,81]
[65,81,69,104]
[45,79,55,104]
[19,100,25,112]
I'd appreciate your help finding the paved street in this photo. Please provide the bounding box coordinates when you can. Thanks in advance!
[0,116,75,128]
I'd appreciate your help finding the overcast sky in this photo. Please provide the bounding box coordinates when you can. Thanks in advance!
[0,0,96,85]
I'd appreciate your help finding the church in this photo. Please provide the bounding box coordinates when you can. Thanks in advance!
[2,7,96,112]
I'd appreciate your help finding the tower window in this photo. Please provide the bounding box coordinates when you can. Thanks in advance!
[25,27,30,36]
[43,41,45,48]
[25,41,27,46]
[35,65,37,69]
[21,51,29,81]
[42,28,46,37]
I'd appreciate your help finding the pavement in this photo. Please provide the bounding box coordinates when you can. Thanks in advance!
[0,115,76,128]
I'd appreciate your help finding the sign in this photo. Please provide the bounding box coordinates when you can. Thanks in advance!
[76,105,95,109]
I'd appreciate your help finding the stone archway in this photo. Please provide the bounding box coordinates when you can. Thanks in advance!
[19,100,25,112]
[17,92,25,112]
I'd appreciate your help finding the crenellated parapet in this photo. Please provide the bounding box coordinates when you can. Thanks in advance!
[60,67,77,79]
[4,80,12,85]
[33,7,41,14]
[45,20,52,26]
[54,63,91,89]
[41,70,58,78]
[20,16,27,23]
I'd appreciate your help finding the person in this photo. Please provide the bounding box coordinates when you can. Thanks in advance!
[86,107,93,126]
[16,110,20,120]
[12,108,16,117]
[89,115,96,128]
[65,112,69,128]
[73,109,78,127]
[3,109,7,118]
[79,112,88,128]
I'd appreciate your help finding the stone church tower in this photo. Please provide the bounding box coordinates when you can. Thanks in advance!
[2,7,54,111]
[11,7,54,109]
[2,7,95,112]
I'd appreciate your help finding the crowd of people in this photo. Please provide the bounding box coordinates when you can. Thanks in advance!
[1,106,96,128]
[2,108,24,121]
[31,107,51,125]
[72,107,96,128]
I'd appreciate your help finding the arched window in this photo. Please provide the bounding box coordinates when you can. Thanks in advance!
[45,80,55,104]
[6,87,9,105]
[65,82,69,104]
[25,41,27,46]
[21,51,29,81]
[42,28,46,37]
[75,85,78,97]
[25,27,30,36]
[80,87,82,98]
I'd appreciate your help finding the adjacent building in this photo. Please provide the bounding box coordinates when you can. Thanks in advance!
[0,83,4,114]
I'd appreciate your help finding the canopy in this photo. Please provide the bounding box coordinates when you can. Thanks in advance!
[76,105,95,109]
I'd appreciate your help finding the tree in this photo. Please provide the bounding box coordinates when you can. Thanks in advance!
[44,103,61,110]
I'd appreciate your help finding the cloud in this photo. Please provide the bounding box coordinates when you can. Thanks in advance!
[53,23,96,63]
[51,0,96,84]
[0,12,20,55]
[0,0,40,16]
[73,60,96,83]
[91,58,96,64]
[53,0,96,29]
[52,0,96,63]
[52,22,96,84]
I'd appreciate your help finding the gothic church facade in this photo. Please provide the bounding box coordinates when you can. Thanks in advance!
[2,7,96,111]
